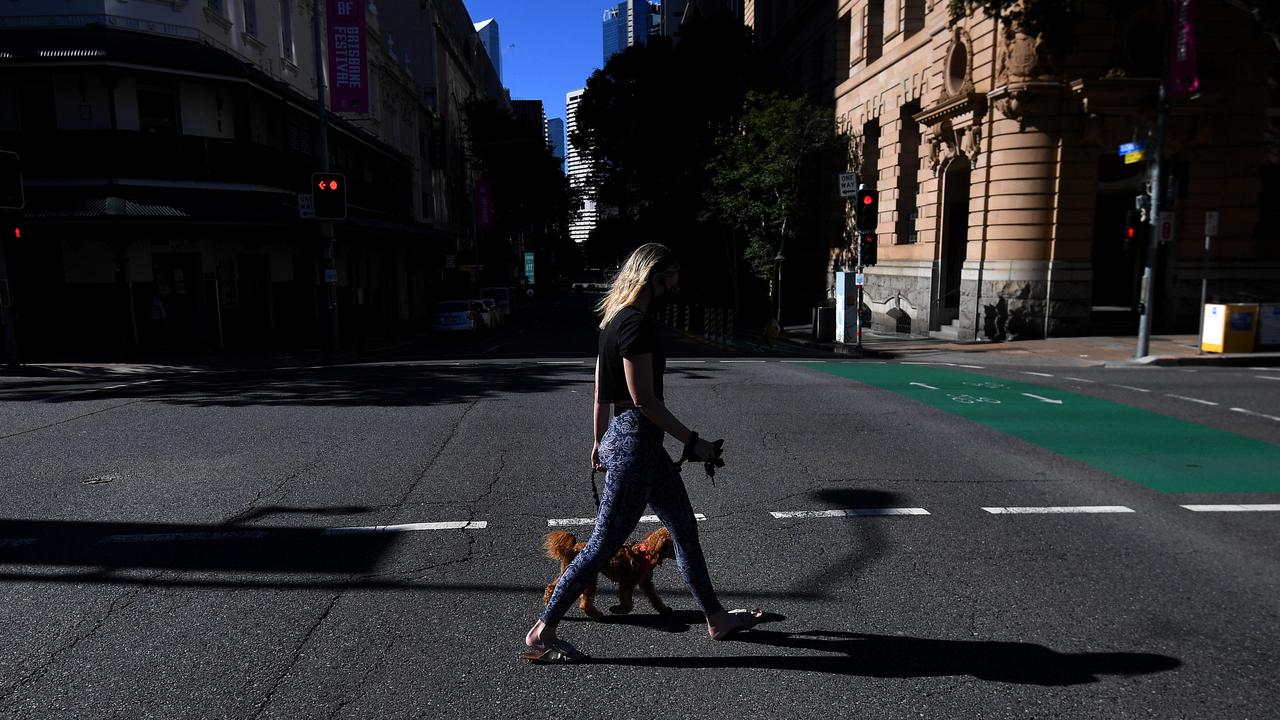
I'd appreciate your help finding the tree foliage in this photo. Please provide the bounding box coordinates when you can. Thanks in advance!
[704,91,848,283]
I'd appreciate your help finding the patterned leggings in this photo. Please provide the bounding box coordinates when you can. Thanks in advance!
[540,410,724,624]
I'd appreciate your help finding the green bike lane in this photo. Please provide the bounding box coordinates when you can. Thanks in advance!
[808,363,1280,495]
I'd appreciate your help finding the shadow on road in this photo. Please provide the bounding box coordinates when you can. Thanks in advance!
[784,487,902,595]
[592,629,1182,685]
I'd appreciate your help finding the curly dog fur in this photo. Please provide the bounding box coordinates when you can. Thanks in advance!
[542,527,676,620]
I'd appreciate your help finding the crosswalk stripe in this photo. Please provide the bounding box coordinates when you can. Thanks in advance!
[1180,504,1280,512]
[982,506,1134,514]
[770,508,930,518]
[321,521,487,534]
[547,514,706,527]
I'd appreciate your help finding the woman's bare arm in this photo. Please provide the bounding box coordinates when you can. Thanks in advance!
[623,355,692,444]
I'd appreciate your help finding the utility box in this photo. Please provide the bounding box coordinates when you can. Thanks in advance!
[1257,304,1280,350]
[1201,303,1258,353]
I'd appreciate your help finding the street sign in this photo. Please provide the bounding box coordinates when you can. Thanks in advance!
[524,252,536,284]
[444,254,456,269]
[1204,210,1219,237]
[838,173,858,198]
[1123,150,1145,165]
[297,193,315,218]
[1118,141,1145,155]
[855,273,865,287]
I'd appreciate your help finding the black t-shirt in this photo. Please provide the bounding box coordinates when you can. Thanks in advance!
[598,306,665,404]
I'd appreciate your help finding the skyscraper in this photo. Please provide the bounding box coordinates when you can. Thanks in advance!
[547,118,566,172]
[473,18,501,83]
[602,1,661,64]
[566,88,596,244]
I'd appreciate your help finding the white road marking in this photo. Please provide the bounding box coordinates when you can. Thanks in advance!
[668,360,707,364]
[1023,371,1054,377]
[1181,504,1280,512]
[902,361,956,366]
[910,382,938,390]
[982,506,1134,514]
[547,514,706,527]
[537,361,582,365]
[1022,393,1063,405]
[1258,375,1280,381]
[321,521,487,534]
[720,360,764,363]
[1166,394,1218,406]
[782,360,826,363]
[483,345,500,354]
[1230,407,1280,422]
[770,508,930,518]
[1111,384,1151,393]
[957,364,985,369]
[1063,376,1095,383]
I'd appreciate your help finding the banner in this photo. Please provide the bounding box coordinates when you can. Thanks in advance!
[1170,0,1199,97]
[327,0,368,113]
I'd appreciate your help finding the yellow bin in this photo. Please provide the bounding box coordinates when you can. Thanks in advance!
[1201,303,1259,353]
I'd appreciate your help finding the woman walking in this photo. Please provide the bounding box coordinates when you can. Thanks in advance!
[523,243,763,664]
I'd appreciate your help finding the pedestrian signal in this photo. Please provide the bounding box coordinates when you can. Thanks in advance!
[860,234,877,267]
[311,172,347,219]
[1124,208,1139,245]
[855,186,877,232]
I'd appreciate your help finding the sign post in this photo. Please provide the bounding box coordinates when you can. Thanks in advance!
[1198,210,1218,352]
[0,151,23,367]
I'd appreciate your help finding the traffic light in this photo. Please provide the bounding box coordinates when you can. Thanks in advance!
[860,234,877,267]
[854,186,878,233]
[1124,208,1139,246]
[311,172,347,219]
[0,151,23,211]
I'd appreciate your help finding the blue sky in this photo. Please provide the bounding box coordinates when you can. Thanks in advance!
[463,1,607,125]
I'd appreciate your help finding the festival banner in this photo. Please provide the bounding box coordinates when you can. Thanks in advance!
[1170,0,1199,97]
[327,0,368,113]
[476,179,495,230]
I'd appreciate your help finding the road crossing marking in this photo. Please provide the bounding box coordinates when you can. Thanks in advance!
[1258,375,1280,381]
[1022,371,1055,377]
[547,514,706,527]
[1229,407,1280,422]
[1022,393,1063,405]
[321,521,487,534]
[770,508,930,518]
[720,360,765,363]
[1167,394,1218,406]
[97,530,271,544]
[1063,376,1095,383]
[1180,504,1280,512]
[982,506,1135,514]
[957,364,985,369]
[537,361,582,365]
[1111,384,1151,393]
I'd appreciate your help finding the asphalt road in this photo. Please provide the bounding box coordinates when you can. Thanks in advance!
[1,294,1277,719]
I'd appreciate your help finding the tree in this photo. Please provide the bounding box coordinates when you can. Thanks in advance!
[705,91,848,315]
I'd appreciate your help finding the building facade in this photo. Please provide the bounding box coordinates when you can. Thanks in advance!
[747,0,1280,340]
[547,117,566,171]
[566,88,597,245]
[0,0,506,359]
[473,18,502,84]
[604,1,662,64]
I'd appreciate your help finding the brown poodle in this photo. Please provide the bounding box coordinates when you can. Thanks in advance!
[542,527,677,621]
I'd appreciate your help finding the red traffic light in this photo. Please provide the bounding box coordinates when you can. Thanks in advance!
[317,179,339,191]
[862,195,873,205]
[1125,227,1135,239]
[11,226,19,239]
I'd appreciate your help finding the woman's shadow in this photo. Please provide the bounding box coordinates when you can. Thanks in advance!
[589,622,1181,685]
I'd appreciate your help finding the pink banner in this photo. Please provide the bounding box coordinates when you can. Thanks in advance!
[476,179,495,230]
[1170,0,1199,97]
[327,0,368,113]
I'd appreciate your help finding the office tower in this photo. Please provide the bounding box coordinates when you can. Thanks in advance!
[512,100,548,146]
[547,118,566,171]
[566,88,597,244]
[474,18,501,83]
[603,1,661,64]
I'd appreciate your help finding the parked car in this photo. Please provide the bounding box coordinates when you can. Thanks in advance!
[470,300,496,331]
[479,298,503,327]
[431,300,478,334]
[480,286,512,319]
[571,270,607,293]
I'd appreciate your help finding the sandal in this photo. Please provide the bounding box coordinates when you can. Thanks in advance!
[711,608,765,640]
[520,639,590,665]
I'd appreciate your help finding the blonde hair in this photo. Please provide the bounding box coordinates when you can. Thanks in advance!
[596,243,675,329]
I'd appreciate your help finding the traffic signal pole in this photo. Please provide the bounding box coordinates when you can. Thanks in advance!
[312,0,339,352]
[0,221,18,368]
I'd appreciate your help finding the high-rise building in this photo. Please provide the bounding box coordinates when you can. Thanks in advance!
[566,88,597,244]
[603,1,661,64]
[474,18,501,83]
[547,118,566,172]
[512,100,548,147]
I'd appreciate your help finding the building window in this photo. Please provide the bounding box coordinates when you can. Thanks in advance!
[866,0,884,63]
[138,87,177,136]
[280,0,294,63]
[861,118,881,190]
[207,0,225,14]
[895,102,923,244]
[837,14,851,81]
[904,0,927,37]
[243,0,258,37]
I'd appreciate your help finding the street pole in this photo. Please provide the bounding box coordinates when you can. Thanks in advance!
[855,230,863,351]
[775,251,784,327]
[312,0,339,352]
[1136,4,1176,360]
[0,221,18,367]
[1198,211,1216,353]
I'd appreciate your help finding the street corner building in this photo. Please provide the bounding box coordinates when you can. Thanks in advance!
[0,0,504,358]
[748,0,1280,341]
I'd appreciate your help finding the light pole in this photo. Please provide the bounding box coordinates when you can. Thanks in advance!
[774,251,785,325]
